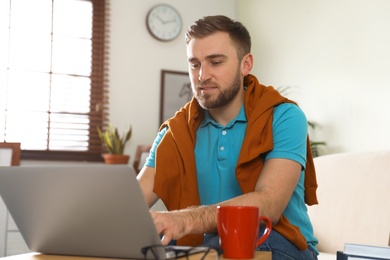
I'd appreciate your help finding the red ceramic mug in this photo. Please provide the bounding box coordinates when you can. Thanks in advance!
[217,206,272,259]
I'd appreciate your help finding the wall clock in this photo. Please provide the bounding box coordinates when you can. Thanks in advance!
[146,4,182,42]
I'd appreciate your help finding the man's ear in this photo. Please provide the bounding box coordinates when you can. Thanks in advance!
[241,53,254,76]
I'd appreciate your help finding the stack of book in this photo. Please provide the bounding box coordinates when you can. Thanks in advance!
[337,243,390,260]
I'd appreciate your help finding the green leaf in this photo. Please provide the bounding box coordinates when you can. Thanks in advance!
[97,123,132,154]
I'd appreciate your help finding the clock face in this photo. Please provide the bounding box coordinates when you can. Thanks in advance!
[146,4,182,42]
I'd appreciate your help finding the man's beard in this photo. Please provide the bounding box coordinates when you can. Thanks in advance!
[194,69,241,110]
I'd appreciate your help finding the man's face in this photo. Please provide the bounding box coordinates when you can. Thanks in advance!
[186,32,244,110]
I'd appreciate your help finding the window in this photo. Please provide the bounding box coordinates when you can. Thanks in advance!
[0,0,108,161]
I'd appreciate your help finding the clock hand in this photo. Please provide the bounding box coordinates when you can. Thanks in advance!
[156,15,165,24]
[164,19,176,24]
[156,16,175,25]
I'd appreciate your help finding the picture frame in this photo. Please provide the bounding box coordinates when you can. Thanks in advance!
[0,142,21,166]
[160,70,191,125]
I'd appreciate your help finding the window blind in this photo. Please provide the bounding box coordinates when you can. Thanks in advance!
[0,0,109,161]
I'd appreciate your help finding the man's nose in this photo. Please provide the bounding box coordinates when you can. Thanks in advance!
[198,64,211,82]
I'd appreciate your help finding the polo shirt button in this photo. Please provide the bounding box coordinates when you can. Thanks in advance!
[220,146,225,151]
[222,130,227,135]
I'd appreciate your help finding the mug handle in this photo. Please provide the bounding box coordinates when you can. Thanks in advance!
[256,216,272,247]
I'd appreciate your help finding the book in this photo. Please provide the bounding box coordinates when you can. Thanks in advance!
[337,251,389,260]
[343,243,390,259]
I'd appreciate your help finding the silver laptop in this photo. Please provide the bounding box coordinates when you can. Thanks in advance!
[0,165,166,259]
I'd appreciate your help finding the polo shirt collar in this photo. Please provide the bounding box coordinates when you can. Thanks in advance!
[200,104,247,128]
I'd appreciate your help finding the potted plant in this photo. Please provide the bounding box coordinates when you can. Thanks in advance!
[308,121,326,157]
[276,85,327,157]
[97,124,132,164]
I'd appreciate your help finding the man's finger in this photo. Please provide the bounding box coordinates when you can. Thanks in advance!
[161,232,173,246]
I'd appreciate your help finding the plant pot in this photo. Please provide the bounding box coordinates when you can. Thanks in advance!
[102,154,130,165]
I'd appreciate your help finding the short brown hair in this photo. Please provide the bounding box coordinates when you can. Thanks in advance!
[185,15,251,60]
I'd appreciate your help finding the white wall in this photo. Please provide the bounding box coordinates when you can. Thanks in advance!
[108,0,236,164]
[237,0,390,154]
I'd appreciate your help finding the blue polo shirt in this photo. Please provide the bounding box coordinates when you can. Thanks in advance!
[145,103,318,251]
[194,105,247,205]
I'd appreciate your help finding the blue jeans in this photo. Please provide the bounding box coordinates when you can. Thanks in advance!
[203,227,318,260]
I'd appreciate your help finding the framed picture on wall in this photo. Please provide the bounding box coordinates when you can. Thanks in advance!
[0,142,21,166]
[160,70,191,125]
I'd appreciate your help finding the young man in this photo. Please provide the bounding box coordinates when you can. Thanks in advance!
[137,15,319,259]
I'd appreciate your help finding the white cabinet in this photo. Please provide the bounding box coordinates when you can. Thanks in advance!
[0,198,30,257]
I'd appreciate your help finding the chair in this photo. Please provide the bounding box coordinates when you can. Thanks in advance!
[133,144,152,174]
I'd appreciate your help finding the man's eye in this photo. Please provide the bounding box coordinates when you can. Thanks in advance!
[190,63,200,69]
[211,61,222,66]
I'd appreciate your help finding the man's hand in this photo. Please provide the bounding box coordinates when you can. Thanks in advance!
[150,210,190,245]
[150,206,217,245]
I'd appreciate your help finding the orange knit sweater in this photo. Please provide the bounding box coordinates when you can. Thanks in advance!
[154,74,318,250]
